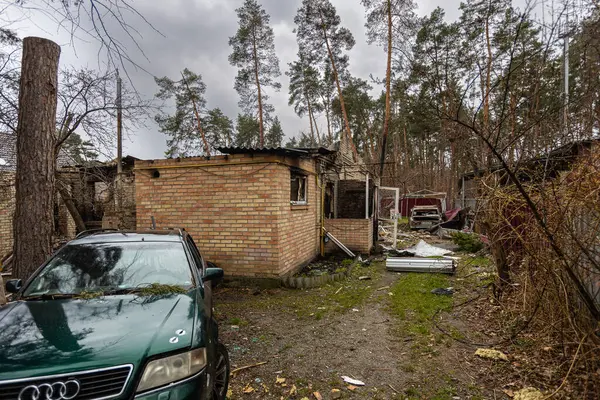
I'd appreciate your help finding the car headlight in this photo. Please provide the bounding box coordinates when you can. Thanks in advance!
[136,348,207,393]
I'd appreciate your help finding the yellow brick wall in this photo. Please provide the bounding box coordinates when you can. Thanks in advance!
[0,172,15,259]
[277,158,320,276]
[324,218,373,254]
[1,171,81,258]
[135,154,321,278]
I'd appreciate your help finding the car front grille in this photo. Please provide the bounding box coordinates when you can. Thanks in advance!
[0,365,133,400]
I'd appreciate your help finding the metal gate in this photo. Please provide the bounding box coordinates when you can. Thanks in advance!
[378,187,399,249]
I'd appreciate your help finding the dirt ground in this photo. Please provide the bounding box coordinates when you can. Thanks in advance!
[214,246,591,400]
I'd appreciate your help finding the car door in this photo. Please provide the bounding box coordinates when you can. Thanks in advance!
[186,236,218,378]
[185,235,217,391]
[186,236,213,318]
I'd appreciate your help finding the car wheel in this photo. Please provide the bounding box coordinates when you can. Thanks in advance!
[211,343,230,400]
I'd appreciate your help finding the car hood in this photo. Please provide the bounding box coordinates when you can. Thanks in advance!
[0,291,201,380]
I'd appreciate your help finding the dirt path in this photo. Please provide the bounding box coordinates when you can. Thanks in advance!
[214,259,540,400]
[216,284,408,397]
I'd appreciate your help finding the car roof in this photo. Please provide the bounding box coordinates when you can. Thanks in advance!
[69,230,185,245]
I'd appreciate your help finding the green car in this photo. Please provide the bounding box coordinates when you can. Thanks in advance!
[0,229,230,400]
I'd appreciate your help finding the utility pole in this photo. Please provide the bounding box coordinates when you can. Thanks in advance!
[563,4,569,137]
[116,70,123,216]
[116,70,123,176]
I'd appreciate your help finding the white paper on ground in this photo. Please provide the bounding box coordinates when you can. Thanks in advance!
[406,240,453,257]
[341,376,365,386]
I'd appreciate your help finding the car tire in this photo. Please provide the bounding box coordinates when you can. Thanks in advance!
[211,343,230,400]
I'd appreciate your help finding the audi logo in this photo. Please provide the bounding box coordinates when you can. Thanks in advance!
[18,380,81,400]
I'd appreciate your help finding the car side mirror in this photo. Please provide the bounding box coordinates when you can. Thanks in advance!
[203,268,224,287]
[5,279,22,294]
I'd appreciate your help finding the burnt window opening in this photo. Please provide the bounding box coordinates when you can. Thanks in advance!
[290,172,307,205]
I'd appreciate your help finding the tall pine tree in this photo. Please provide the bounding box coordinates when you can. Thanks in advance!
[229,0,281,147]
[205,108,235,148]
[287,53,323,146]
[154,69,211,157]
[265,116,284,147]
[235,113,260,147]
[362,0,416,176]
[294,0,356,155]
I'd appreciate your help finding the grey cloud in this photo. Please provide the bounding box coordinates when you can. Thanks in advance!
[14,0,466,159]
[262,0,302,23]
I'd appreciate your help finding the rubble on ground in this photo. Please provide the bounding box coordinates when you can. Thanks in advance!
[513,387,545,400]
[475,348,509,361]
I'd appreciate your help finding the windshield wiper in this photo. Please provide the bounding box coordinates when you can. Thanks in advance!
[102,288,137,295]
[22,293,77,301]
[103,284,190,297]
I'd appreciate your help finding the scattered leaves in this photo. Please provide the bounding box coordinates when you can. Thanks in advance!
[77,291,104,300]
[136,283,187,296]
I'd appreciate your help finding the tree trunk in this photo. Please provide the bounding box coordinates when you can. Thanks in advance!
[311,110,322,146]
[403,124,409,167]
[449,138,456,206]
[12,37,60,281]
[379,0,393,178]
[306,93,316,146]
[319,12,358,160]
[251,28,264,147]
[321,93,333,144]
[484,15,492,167]
[56,180,87,233]
[365,124,376,162]
[510,92,516,166]
[305,91,321,146]
[181,72,210,155]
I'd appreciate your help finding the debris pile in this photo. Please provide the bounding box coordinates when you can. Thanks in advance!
[294,257,353,278]
[384,238,456,274]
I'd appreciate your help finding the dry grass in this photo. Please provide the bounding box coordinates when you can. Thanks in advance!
[477,149,600,396]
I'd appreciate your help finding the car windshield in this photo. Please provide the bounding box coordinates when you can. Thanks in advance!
[23,241,193,296]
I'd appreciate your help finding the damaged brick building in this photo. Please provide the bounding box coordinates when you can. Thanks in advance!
[135,137,376,279]
[0,131,137,263]
[2,129,376,280]
[0,132,77,261]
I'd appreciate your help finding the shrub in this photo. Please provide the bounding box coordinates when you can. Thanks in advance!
[341,259,354,267]
[451,232,484,253]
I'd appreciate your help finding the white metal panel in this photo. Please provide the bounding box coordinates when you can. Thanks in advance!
[386,257,455,274]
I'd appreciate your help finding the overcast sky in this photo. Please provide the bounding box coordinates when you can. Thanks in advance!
[8,0,526,159]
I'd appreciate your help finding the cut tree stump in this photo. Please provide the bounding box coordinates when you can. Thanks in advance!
[12,37,61,280]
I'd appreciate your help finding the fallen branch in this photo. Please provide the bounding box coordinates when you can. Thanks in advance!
[230,361,267,375]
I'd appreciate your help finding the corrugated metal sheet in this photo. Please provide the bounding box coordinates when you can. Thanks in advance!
[216,146,334,157]
[386,257,455,274]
